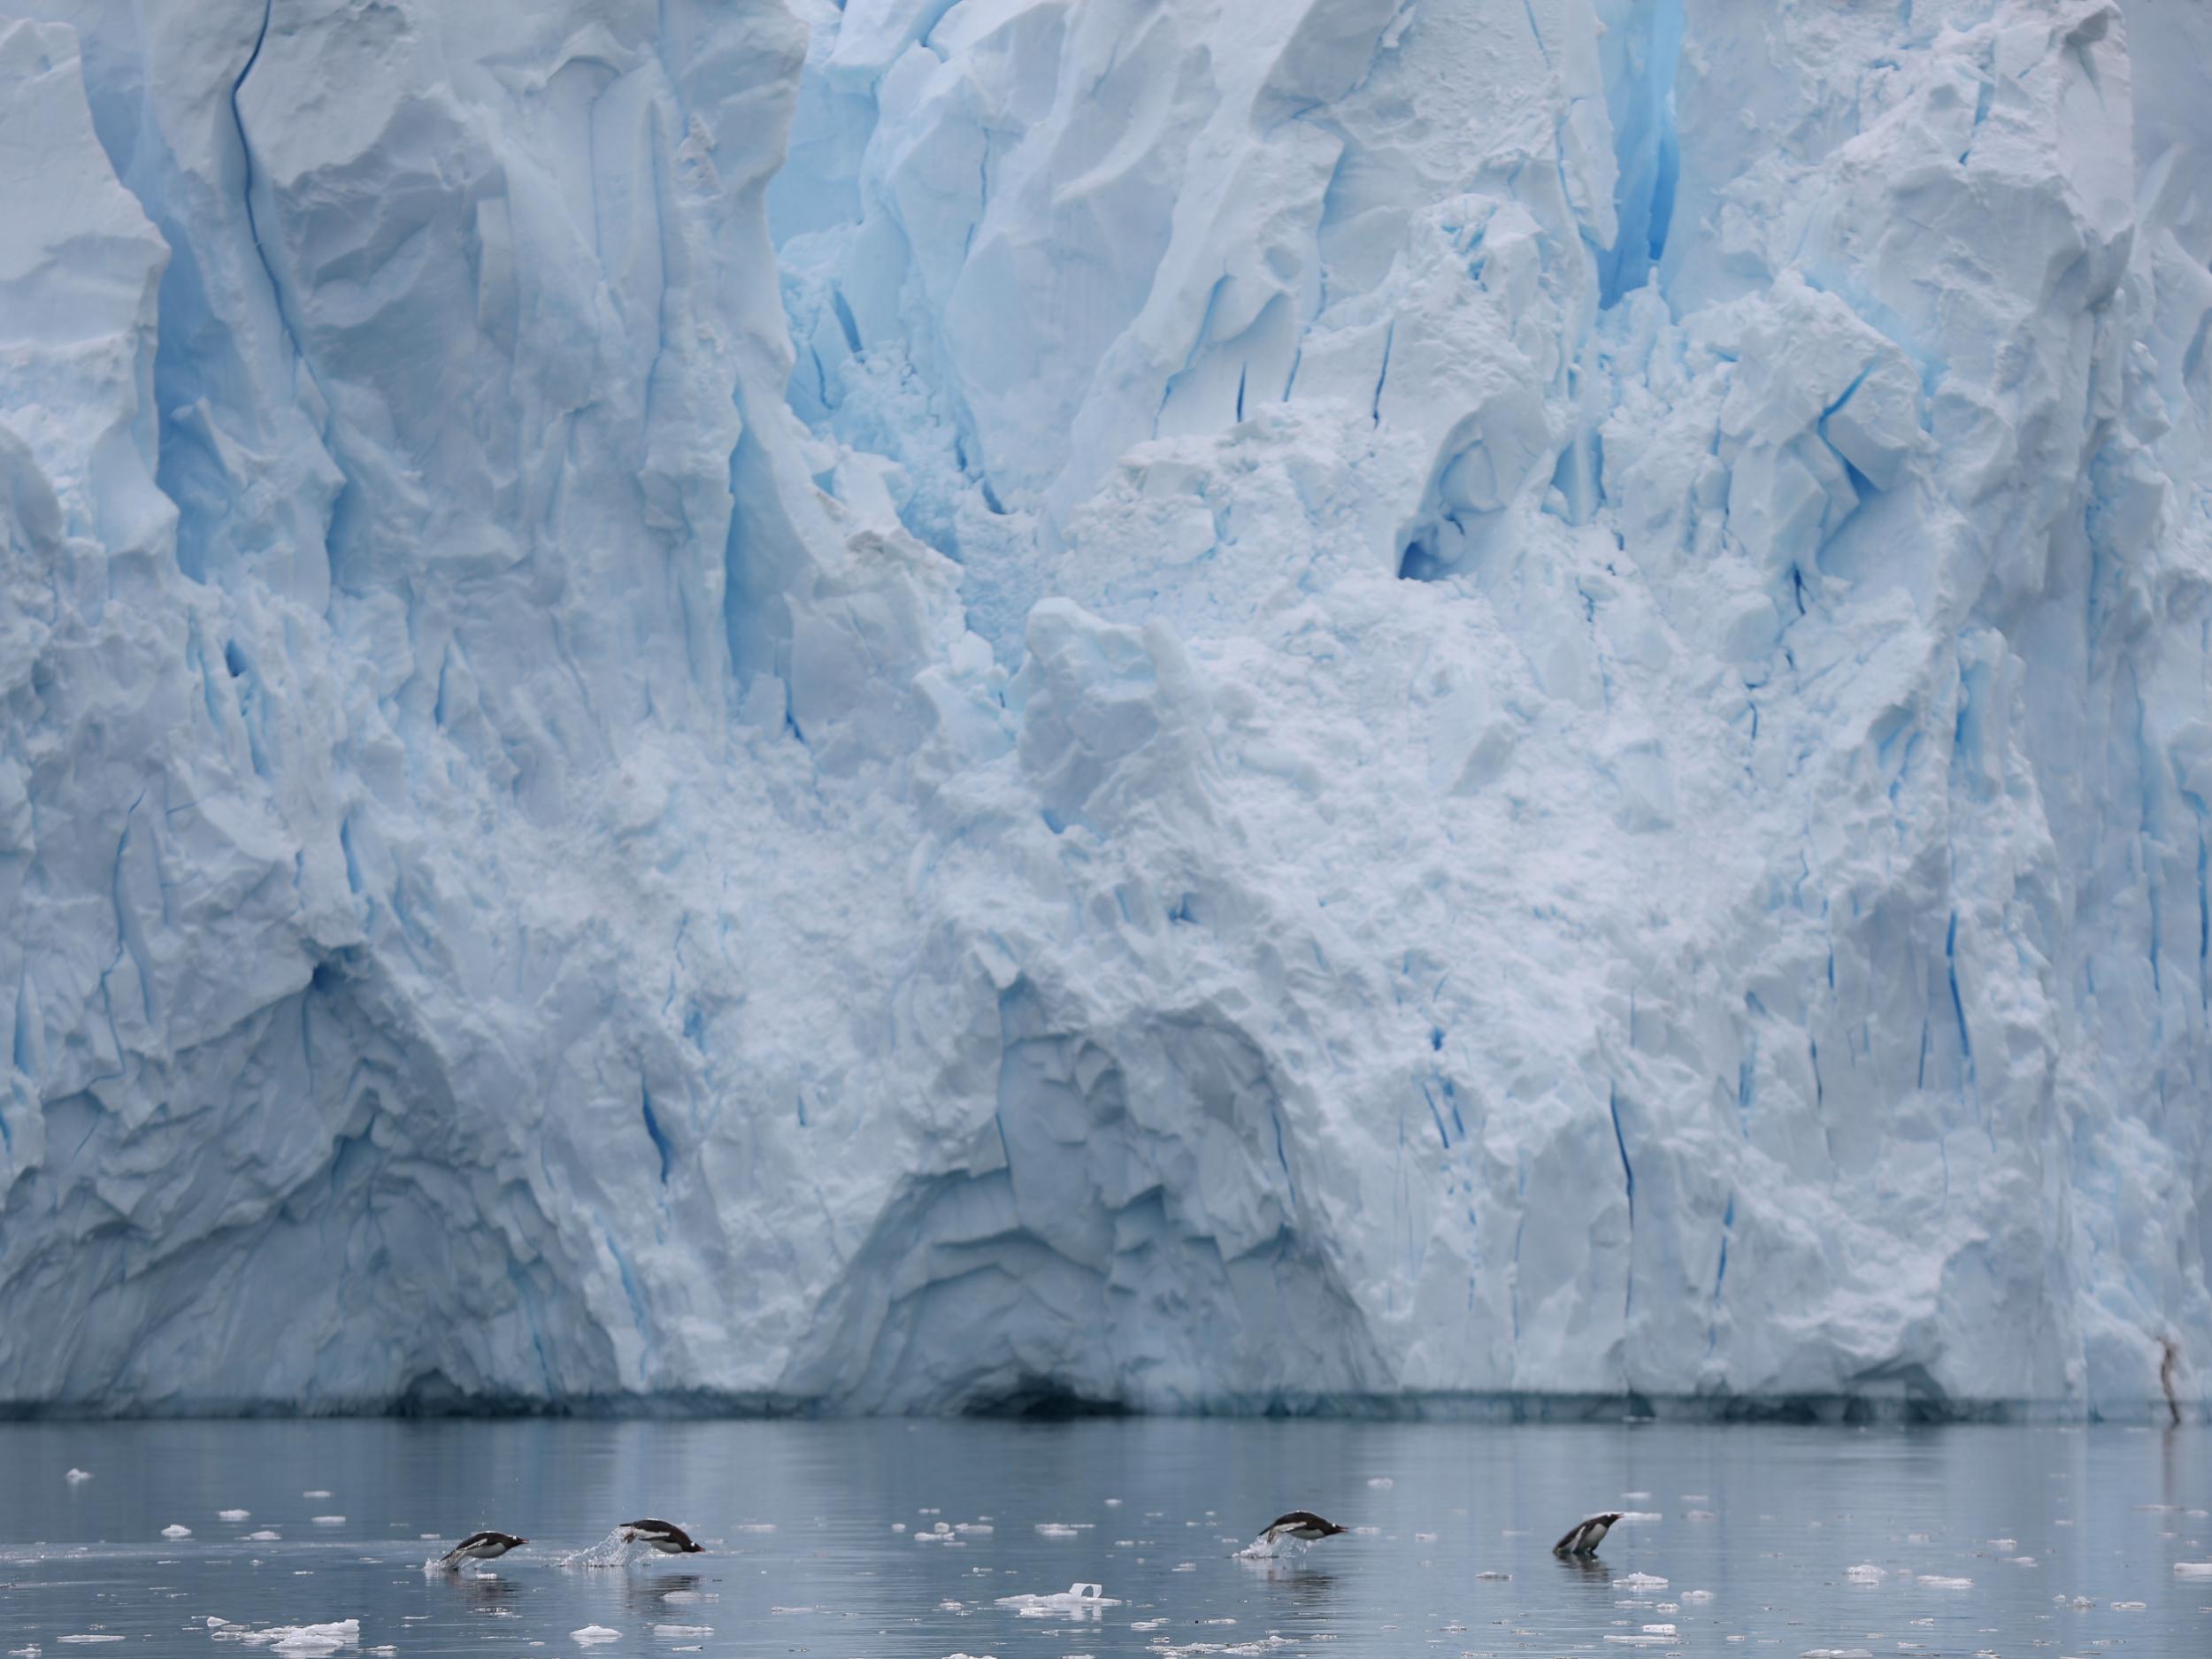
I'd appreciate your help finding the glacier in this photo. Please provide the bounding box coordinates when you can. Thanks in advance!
[0,0,2208,1418]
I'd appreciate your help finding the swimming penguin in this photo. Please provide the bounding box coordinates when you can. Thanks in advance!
[1552,1512,1625,1556]
[1256,1511,1349,1546]
[438,1530,527,1568]
[621,1518,705,1555]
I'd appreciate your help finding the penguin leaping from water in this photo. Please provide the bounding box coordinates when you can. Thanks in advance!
[1552,1512,1624,1556]
[621,1518,705,1555]
[1256,1511,1348,1547]
[437,1530,526,1568]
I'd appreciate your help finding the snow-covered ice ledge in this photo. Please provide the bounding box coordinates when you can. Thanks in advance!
[0,0,2207,1420]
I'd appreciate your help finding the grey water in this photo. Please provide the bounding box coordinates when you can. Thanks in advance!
[2,1418,2207,1656]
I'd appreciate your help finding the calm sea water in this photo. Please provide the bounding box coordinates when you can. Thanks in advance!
[1,1418,2207,1656]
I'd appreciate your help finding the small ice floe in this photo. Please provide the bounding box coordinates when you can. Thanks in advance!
[734,1523,776,1533]
[652,1625,713,1636]
[1612,1572,1668,1590]
[1131,1620,1165,1632]
[1641,1624,1677,1636]
[367,1649,396,1656]
[1103,1499,1122,1507]
[1366,1477,1394,1489]
[1681,1590,1713,1601]
[1601,1637,1669,1647]
[2175,1562,2212,1578]
[571,1628,621,1644]
[2112,1601,2147,1610]
[1844,1563,1885,1584]
[1986,1537,2016,1550]
[1800,1650,1873,1658]
[310,1517,345,1527]
[8,1647,39,1657]
[163,1525,194,1539]
[1685,1509,1717,1521]
[245,1532,281,1543]
[893,1523,907,1532]
[955,1523,993,1535]
[302,1492,331,1500]
[2005,1555,2037,1566]
[210,1619,360,1654]
[65,1469,93,1484]
[219,1511,251,1523]
[57,1638,126,1645]
[1474,1571,1509,1581]
[1916,1575,1973,1589]
[995,1583,1119,1618]
[2070,1595,2094,1609]
[1414,1532,1437,1542]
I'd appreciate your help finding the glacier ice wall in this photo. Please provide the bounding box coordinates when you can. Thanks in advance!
[1,0,2208,1417]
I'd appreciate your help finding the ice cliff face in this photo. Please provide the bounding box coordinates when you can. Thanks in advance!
[2,0,2208,1417]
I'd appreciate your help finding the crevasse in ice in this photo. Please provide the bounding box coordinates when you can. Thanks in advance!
[1,0,2208,1416]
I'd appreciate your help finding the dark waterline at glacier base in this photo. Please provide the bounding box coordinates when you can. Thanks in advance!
[0,1386,2200,1425]
[3,1417,2208,1656]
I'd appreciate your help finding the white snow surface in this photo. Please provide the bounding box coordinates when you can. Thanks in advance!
[0,0,2208,1417]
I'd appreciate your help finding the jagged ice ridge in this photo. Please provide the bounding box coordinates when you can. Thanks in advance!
[1,0,2208,1417]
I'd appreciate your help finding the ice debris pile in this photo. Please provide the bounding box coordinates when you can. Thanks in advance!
[0,0,2208,1417]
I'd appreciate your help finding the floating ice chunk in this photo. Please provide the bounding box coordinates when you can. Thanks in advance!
[571,1628,621,1644]
[1681,1590,1713,1601]
[2070,1595,2094,1609]
[2006,1555,2037,1565]
[211,1620,359,1653]
[1916,1575,1972,1589]
[302,1493,332,1500]
[246,1532,281,1542]
[1844,1563,1885,1583]
[2112,1601,2146,1609]
[1601,1638,1669,1647]
[1131,1621,1164,1632]
[219,1511,251,1523]
[1474,1571,1509,1581]
[57,1640,126,1646]
[1800,1650,1873,1658]
[893,1524,907,1532]
[995,1583,1120,1617]
[270,1631,354,1657]
[955,1524,993,1534]
[1613,1573,1668,1589]
[652,1625,713,1636]
[8,1647,38,1656]
[1033,1525,1080,1540]
[310,1517,345,1527]
[1642,1624,1677,1635]
[1414,1532,1437,1542]
[1624,1492,1652,1500]
[2175,1563,2212,1578]
[1366,1477,1394,1488]
[163,1525,194,1539]
[1987,1538,2016,1549]
[1103,1500,1121,1508]
[65,1470,91,1484]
